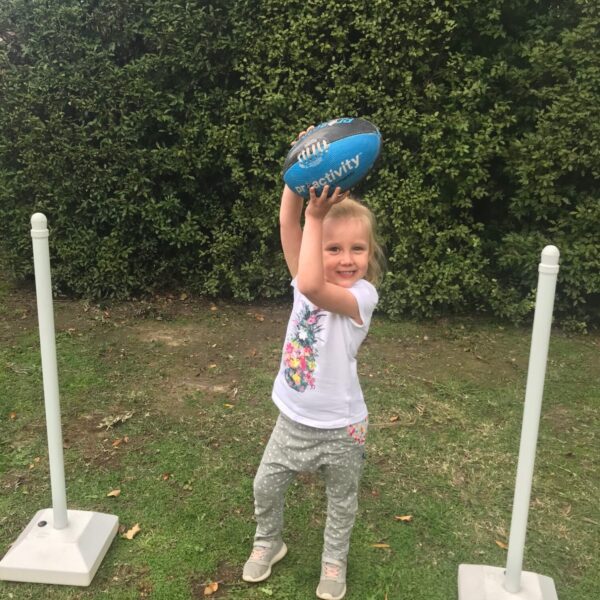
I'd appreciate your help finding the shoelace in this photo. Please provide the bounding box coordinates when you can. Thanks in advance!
[250,546,269,561]
[323,562,341,579]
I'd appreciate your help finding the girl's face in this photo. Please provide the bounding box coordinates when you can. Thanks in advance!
[322,217,370,288]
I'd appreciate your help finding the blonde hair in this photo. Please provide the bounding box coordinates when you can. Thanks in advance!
[324,195,386,286]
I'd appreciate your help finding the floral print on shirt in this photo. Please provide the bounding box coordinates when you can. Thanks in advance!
[284,302,326,392]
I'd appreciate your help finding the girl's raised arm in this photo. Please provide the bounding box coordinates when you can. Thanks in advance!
[296,186,363,324]
[279,185,304,278]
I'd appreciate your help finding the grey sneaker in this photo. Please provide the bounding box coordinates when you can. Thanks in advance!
[242,539,287,583]
[316,559,347,600]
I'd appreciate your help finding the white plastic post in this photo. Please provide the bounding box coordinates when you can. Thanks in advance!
[504,246,560,593]
[457,246,560,600]
[30,213,68,530]
[0,213,119,586]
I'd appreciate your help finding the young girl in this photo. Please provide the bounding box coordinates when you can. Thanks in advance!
[243,155,383,600]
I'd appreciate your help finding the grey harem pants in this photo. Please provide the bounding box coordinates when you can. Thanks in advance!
[253,412,368,563]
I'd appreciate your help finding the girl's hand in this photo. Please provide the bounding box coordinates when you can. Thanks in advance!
[305,185,347,220]
[291,125,315,145]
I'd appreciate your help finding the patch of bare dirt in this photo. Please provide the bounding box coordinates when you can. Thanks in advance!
[122,301,291,413]
[61,410,128,471]
[365,318,530,387]
[190,561,240,598]
[110,563,152,597]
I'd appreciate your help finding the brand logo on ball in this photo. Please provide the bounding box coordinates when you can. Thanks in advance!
[298,139,329,169]
[294,153,362,195]
[321,118,354,128]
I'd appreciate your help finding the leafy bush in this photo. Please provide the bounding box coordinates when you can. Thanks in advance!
[0,0,598,326]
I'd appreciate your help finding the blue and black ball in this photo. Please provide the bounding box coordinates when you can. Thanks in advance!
[282,118,382,199]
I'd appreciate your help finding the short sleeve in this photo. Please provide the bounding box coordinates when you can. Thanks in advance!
[347,279,379,329]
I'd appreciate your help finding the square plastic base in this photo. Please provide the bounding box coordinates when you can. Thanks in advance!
[458,565,558,600]
[0,508,119,586]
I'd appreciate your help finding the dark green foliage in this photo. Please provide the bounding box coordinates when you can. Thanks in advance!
[0,0,598,326]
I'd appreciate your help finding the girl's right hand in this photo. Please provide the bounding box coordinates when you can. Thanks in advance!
[305,185,347,220]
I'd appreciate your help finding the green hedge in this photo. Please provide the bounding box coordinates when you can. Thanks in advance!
[0,0,598,327]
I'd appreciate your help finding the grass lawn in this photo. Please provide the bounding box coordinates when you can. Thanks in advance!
[0,277,598,599]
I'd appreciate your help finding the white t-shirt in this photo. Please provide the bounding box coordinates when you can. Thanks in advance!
[272,278,379,428]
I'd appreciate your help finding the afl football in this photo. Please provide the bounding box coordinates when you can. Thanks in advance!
[282,117,382,198]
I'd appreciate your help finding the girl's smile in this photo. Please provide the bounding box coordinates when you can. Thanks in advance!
[322,217,370,288]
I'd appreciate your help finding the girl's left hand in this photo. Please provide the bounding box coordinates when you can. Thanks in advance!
[305,185,347,220]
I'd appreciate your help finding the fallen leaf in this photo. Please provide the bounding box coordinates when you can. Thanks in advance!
[389,415,399,423]
[394,515,413,523]
[98,411,134,430]
[107,489,121,498]
[495,540,508,550]
[207,384,228,393]
[204,582,219,596]
[180,293,188,301]
[371,543,390,549]
[124,523,141,540]
[112,438,123,448]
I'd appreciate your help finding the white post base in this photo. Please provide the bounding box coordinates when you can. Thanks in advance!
[0,508,119,586]
[459,565,558,600]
